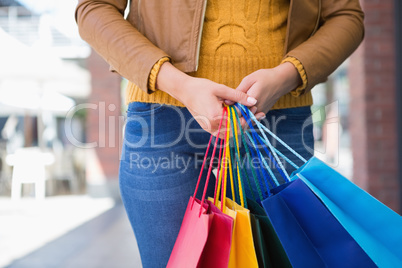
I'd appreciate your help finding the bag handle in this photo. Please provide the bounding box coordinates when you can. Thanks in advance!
[191,108,225,216]
[229,106,247,208]
[226,107,239,204]
[233,108,271,199]
[237,103,306,173]
[191,134,213,209]
[214,106,232,211]
[231,106,260,202]
[241,129,270,199]
[236,103,307,164]
[248,131,300,170]
[221,109,233,211]
[245,131,279,191]
[213,129,225,206]
[236,103,290,183]
[243,105,291,182]
[214,106,250,209]
[213,106,229,207]
[218,107,238,208]
[198,108,226,216]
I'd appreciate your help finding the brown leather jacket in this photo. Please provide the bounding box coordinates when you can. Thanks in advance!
[75,0,364,93]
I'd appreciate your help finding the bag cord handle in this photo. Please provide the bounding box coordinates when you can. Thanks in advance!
[236,103,307,164]
[229,106,248,208]
[191,108,225,216]
[236,103,290,184]
[231,106,259,202]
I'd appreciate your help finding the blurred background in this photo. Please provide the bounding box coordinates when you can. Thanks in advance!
[0,0,400,267]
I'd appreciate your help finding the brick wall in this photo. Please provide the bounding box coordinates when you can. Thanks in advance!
[86,49,122,198]
[349,0,400,212]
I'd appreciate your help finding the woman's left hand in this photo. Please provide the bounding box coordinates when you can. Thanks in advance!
[226,62,303,115]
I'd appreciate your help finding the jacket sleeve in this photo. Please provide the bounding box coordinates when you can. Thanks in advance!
[75,0,170,92]
[285,0,364,93]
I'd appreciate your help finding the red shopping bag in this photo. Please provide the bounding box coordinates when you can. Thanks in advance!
[167,197,212,267]
[167,108,233,268]
[167,198,233,268]
[198,199,234,267]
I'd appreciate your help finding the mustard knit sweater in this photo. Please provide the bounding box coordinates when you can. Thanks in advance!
[125,0,313,110]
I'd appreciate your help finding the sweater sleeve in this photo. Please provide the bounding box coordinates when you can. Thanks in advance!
[281,56,308,97]
[148,57,171,92]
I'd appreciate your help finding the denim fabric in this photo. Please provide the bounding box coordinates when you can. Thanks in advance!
[119,102,314,268]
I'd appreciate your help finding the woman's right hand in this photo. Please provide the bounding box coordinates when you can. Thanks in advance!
[156,62,263,136]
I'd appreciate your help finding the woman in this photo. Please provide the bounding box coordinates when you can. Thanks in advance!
[75,0,364,267]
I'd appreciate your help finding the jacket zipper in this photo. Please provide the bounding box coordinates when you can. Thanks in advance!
[195,0,207,71]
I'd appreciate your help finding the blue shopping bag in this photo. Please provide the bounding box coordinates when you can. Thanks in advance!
[261,178,376,268]
[295,156,402,267]
[235,103,377,268]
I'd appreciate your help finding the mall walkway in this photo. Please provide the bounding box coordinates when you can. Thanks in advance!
[6,204,142,268]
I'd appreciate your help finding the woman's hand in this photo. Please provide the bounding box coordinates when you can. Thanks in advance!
[156,62,258,136]
[225,62,303,114]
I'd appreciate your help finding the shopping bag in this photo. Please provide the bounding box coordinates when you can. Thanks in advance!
[227,106,292,268]
[296,156,402,267]
[262,179,376,268]
[167,182,233,267]
[247,198,292,268]
[225,198,259,268]
[210,197,259,268]
[167,109,233,268]
[235,103,376,268]
[198,199,234,268]
[167,197,213,268]
[207,106,259,268]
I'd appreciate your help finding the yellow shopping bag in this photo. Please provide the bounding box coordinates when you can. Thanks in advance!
[210,197,259,268]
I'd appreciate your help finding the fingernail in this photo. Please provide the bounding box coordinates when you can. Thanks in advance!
[258,115,266,121]
[247,97,257,105]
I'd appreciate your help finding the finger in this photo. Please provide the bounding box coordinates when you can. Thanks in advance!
[241,114,254,127]
[210,109,228,138]
[255,112,266,121]
[224,76,255,105]
[240,117,248,129]
[224,99,235,106]
[250,106,257,114]
[236,75,255,93]
[216,86,257,106]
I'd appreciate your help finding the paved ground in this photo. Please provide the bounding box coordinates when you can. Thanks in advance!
[0,197,142,268]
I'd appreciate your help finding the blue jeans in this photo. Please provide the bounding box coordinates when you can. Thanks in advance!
[119,102,314,268]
